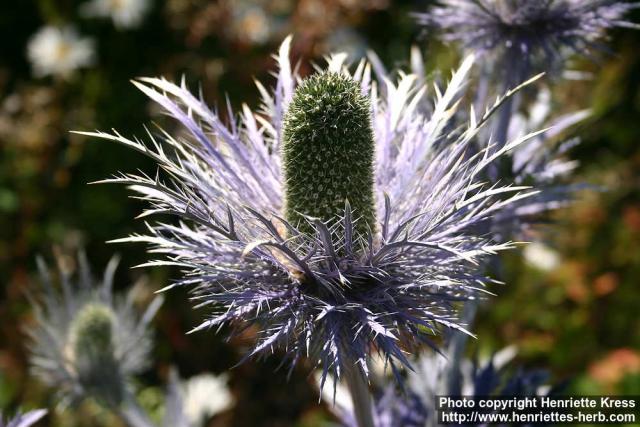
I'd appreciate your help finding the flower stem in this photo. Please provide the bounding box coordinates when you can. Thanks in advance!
[445,299,478,395]
[344,364,375,427]
[495,92,513,150]
[490,64,523,180]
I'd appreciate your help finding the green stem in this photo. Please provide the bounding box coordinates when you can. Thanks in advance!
[445,300,478,395]
[344,364,375,427]
[491,67,522,180]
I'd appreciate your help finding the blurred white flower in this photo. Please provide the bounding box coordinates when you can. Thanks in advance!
[523,242,561,272]
[27,26,94,78]
[232,4,271,44]
[81,0,151,29]
[182,374,233,426]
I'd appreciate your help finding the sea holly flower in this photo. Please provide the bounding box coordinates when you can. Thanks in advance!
[415,0,638,173]
[415,0,640,83]
[79,36,541,402]
[26,252,162,415]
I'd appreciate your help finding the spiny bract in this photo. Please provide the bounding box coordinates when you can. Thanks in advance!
[0,410,47,427]
[283,72,375,236]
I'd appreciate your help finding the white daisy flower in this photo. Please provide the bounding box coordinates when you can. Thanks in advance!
[523,242,561,272]
[27,26,94,78]
[182,374,234,426]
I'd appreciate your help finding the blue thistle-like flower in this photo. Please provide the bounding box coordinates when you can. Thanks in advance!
[0,410,47,427]
[415,0,639,81]
[26,253,163,408]
[79,36,541,385]
[414,1,637,192]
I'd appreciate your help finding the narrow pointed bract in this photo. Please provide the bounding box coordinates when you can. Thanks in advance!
[0,410,47,427]
[83,37,539,385]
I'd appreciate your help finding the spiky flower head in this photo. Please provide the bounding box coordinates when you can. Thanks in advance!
[416,0,639,80]
[82,37,539,385]
[27,253,162,407]
[0,410,47,427]
[283,72,375,235]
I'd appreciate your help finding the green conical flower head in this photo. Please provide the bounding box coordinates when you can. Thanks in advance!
[282,72,376,235]
[71,303,115,355]
[69,303,122,403]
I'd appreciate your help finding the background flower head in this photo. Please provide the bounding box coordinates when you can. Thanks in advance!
[416,0,640,80]
[160,369,234,427]
[27,26,95,78]
[181,372,234,426]
[26,252,162,407]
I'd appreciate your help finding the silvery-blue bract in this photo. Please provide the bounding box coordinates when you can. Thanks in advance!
[0,410,47,427]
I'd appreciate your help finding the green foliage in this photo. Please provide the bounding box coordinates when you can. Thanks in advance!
[282,72,376,235]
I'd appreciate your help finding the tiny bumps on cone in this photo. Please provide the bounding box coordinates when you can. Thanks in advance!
[71,303,115,356]
[282,72,376,236]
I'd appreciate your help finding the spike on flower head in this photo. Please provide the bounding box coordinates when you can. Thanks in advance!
[0,409,47,427]
[282,72,376,235]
